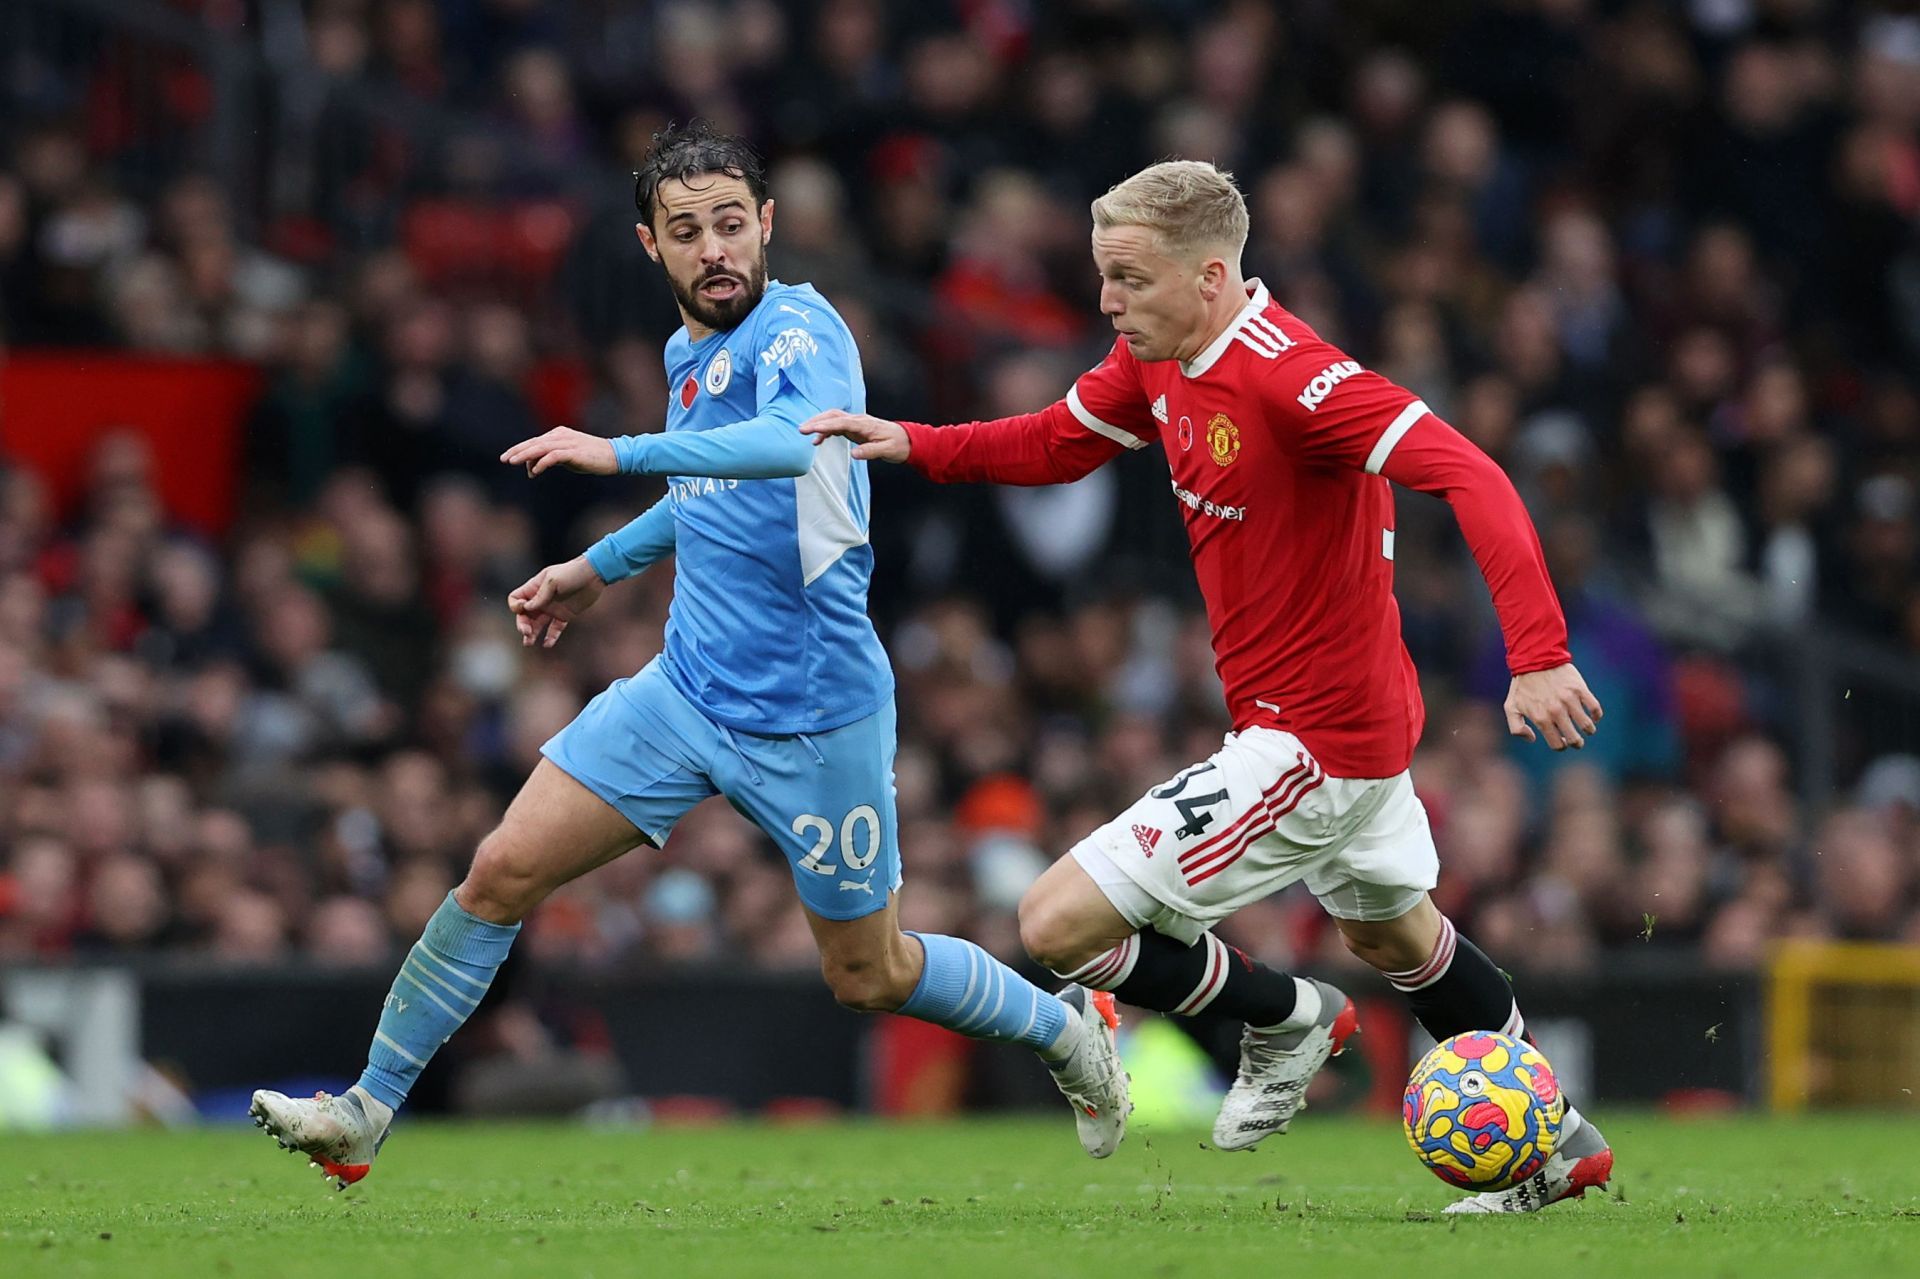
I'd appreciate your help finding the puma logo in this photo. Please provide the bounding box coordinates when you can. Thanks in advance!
[838,876,874,894]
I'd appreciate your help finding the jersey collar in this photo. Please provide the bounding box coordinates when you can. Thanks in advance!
[1180,278,1271,379]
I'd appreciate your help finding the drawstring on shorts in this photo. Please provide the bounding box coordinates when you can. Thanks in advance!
[717,727,826,785]
[718,724,763,785]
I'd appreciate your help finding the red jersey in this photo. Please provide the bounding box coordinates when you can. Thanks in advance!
[902,280,1571,778]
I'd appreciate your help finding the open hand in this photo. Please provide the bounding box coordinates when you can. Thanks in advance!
[799,410,912,463]
[1505,663,1604,750]
[501,427,619,477]
[507,556,606,648]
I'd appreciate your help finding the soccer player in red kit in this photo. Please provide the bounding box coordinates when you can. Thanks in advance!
[804,161,1612,1213]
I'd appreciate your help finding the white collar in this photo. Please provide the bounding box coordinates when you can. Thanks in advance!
[1180,279,1270,379]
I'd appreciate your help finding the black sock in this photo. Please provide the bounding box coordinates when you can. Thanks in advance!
[1382,915,1524,1042]
[1057,929,1300,1027]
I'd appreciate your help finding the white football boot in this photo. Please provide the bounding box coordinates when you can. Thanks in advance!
[1211,978,1358,1151]
[1443,1107,1614,1214]
[1046,985,1131,1158]
[250,1084,393,1191]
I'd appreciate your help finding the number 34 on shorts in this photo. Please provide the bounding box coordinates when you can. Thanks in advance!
[1133,737,1334,887]
[1081,728,1439,935]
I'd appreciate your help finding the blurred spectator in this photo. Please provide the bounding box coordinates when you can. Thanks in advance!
[246,299,369,512]
[1752,433,1837,631]
[0,1,1917,983]
[1812,811,1910,942]
[306,894,392,966]
[1640,428,1762,651]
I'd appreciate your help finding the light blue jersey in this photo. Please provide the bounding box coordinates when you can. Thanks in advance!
[355,260,1074,1128]
[551,278,902,918]
[584,280,893,735]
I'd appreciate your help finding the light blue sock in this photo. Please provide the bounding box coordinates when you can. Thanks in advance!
[899,931,1071,1054]
[355,891,520,1111]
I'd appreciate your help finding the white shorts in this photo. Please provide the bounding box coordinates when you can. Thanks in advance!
[1070,727,1438,944]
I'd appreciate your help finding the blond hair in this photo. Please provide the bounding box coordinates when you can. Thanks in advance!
[1091,160,1249,262]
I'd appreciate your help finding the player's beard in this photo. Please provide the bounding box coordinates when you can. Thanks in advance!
[669,254,768,333]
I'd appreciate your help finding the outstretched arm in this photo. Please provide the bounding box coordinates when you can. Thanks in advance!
[803,335,1158,486]
[501,410,817,482]
[505,305,858,482]
[1261,323,1604,751]
[802,400,1129,486]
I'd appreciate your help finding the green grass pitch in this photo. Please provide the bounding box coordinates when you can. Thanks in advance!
[5,1114,1918,1278]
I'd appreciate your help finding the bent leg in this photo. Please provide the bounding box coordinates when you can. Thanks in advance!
[807,894,1074,1054]
[1303,769,1521,1040]
[456,758,651,924]
[1017,732,1361,1032]
[1329,890,1444,973]
[1024,845,1349,1154]
[806,894,922,1012]
[809,888,1125,1158]
[1333,893,1526,1041]
[1022,847,1310,1031]
[358,759,649,1112]
[1016,854,1137,974]
[720,699,1073,1054]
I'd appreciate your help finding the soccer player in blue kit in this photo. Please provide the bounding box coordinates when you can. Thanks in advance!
[249,125,1128,1189]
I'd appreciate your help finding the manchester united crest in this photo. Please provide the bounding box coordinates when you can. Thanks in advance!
[1206,413,1241,466]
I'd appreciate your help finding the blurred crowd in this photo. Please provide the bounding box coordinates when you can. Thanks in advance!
[1,0,1919,980]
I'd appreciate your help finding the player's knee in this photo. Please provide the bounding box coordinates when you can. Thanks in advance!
[1017,894,1098,976]
[1339,926,1384,965]
[820,953,907,1013]
[1340,925,1421,974]
[459,830,550,924]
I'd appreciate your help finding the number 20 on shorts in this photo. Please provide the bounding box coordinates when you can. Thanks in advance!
[791,805,883,875]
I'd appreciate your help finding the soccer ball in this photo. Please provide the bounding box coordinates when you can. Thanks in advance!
[1403,1030,1565,1191]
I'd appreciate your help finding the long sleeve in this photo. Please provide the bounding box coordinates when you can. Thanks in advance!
[902,401,1129,486]
[1250,314,1571,676]
[903,336,1160,486]
[611,406,816,480]
[1378,416,1572,674]
[584,495,676,585]
[613,300,867,481]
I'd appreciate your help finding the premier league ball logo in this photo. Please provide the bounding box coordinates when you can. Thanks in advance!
[1403,1031,1565,1191]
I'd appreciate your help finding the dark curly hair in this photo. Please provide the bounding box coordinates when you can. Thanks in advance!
[632,121,768,227]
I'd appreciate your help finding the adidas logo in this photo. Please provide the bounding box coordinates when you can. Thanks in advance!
[1151,394,1169,424]
[1132,824,1163,857]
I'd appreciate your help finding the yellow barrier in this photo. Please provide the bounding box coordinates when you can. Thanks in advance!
[1767,940,1920,1110]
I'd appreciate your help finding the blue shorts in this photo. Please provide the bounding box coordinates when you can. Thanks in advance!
[541,656,901,921]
